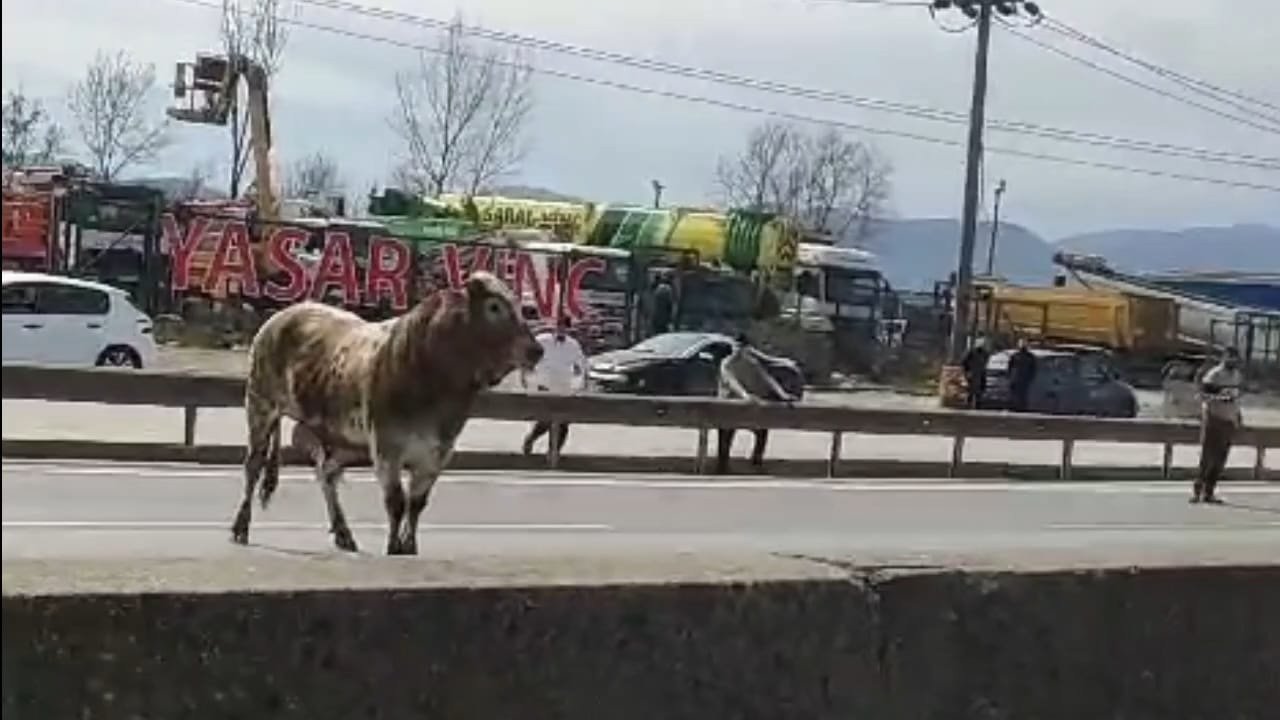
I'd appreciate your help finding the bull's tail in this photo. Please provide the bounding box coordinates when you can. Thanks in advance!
[258,418,282,509]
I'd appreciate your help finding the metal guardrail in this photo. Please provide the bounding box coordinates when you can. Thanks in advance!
[3,364,1277,480]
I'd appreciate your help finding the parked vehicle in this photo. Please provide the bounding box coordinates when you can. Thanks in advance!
[1160,354,1211,419]
[979,345,1138,418]
[588,331,805,399]
[1,271,158,369]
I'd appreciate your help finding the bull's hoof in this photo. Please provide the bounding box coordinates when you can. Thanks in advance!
[333,527,359,552]
[386,535,418,556]
[231,528,249,545]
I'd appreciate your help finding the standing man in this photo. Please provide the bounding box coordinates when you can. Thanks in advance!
[1192,347,1244,504]
[1007,338,1038,413]
[520,315,588,457]
[961,337,990,409]
[714,334,798,474]
[649,273,675,338]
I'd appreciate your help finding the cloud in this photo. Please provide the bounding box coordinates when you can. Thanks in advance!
[4,0,1278,239]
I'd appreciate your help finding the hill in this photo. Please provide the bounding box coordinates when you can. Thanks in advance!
[1053,224,1280,274]
[844,218,1058,291]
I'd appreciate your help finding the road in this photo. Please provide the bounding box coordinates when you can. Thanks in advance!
[4,460,1280,570]
[6,399,1274,471]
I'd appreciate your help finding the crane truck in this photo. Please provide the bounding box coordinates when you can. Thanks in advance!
[168,53,281,219]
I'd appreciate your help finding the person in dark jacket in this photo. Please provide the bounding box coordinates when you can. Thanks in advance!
[648,273,675,337]
[1007,338,1038,412]
[960,338,990,409]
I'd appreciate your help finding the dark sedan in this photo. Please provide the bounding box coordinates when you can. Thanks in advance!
[978,346,1138,418]
[588,332,806,399]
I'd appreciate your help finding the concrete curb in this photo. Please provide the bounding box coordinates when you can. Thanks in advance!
[4,560,1278,719]
[4,438,1276,481]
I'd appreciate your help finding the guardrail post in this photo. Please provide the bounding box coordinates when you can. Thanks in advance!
[827,431,842,478]
[182,406,198,447]
[1256,444,1267,482]
[1161,442,1174,480]
[695,427,709,475]
[1061,439,1075,481]
[547,421,562,470]
[949,436,965,478]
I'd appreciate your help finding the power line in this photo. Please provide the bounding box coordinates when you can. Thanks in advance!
[156,0,1280,192]
[1041,16,1280,118]
[996,18,1280,136]
[811,0,932,6]
[288,0,1280,170]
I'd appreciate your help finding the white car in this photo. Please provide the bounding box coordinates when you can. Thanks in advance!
[2,270,158,369]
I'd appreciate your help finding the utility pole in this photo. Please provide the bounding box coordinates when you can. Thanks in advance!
[651,179,665,209]
[985,178,1007,276]
[946,0,993,364]
[933,0,1041,406]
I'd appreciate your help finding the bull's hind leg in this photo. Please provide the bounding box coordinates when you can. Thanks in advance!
[257,420,282,508]
[232,403,279,545]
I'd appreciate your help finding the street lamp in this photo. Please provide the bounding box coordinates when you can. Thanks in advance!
[985,179,1007,277]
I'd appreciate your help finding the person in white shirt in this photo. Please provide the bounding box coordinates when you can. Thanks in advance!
[1192,347,1244,504]
[520,315,587,456]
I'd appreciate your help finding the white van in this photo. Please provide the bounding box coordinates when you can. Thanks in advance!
[1,270,158,369]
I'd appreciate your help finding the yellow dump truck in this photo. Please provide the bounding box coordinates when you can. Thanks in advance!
[974,282,1179,353]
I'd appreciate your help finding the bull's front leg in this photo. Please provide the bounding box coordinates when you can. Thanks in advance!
[317,451,357,553]
[397,462,443,556]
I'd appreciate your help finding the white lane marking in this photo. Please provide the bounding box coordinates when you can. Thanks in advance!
[1,520,612,531]
[1049,521,1280,531]
[7,464,1280,494]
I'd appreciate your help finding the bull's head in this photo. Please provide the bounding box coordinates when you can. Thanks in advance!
[459,271,543,387]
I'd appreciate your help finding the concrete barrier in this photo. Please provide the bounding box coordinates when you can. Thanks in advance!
[4,556,1278,719]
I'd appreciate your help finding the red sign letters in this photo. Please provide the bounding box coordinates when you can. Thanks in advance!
[162,214,605,319]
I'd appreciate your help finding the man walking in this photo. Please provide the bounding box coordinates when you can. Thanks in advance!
[1008,338,1038,413]
[961,337,990,409]
[521,315,587,457]
[714,334,798,474]
[1192,347,1244,504]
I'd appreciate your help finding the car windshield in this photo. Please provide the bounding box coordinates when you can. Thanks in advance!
[630,333,707,356]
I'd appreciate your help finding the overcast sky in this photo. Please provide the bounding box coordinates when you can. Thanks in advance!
[4,0,1279,240]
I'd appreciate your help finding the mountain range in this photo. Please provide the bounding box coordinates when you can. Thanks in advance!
[851,220,1280,291]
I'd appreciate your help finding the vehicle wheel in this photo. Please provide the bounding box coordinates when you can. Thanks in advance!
[96,346,142,369]
[1121,396,1138,419]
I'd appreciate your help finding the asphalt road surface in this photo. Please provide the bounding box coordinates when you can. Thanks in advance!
[4,460,1279,568]
[5,399,1274,471]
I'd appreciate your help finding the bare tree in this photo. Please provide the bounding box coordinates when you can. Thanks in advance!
[285,151,343,197]
[66,50,170,181]
[391,13,534,196]
[797,128,892,241]
[715,121,892,244]
[221,0,291,198]
[714,121,806,212]
[2,89,67,168]
[175,159,219,201]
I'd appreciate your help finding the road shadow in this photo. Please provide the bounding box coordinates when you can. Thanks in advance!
[245,541,370,559]
[1221,500,1280,517]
